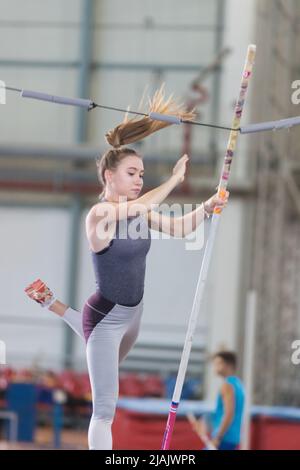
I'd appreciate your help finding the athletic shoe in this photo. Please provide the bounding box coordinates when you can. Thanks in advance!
[25,278,56,308]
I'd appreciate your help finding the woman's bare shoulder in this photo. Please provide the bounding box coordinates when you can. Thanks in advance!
[86,201,118,224]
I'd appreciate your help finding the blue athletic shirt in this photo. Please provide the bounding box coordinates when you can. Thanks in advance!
[212,376,245,445]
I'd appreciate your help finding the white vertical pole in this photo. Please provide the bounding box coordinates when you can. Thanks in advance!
[242,290,257,450]
[161,45,257,450]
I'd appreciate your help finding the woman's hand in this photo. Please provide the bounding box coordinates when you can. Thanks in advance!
[211,437,220,449]
[172,154,189,183]
[204,190,229,215]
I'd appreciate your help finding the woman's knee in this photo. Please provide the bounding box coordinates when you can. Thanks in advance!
[92,396,117,421]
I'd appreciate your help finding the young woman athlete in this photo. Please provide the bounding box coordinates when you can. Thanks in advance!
[25,89,229,450]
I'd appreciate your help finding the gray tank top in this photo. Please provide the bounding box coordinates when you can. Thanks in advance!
[91,199,151,306]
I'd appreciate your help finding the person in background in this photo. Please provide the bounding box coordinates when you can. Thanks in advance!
[190,350,245,450]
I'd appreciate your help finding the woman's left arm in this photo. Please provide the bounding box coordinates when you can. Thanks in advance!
[147,191,229,237]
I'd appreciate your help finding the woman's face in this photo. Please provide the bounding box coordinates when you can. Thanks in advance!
[105,155,144,200]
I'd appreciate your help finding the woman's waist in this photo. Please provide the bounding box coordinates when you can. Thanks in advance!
[89,288,144,309]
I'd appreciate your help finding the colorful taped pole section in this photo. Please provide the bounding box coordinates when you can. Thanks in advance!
[161,44,256,450]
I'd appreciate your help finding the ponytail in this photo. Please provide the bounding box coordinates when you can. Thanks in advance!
[105,84,195,147]
[96,85,195,198]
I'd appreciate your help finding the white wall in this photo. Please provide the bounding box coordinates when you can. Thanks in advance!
[0,0,218,154]
[90,0,218,155]
[203,0,257,401]
[0,0,81,144]
[0,0,255,394]
[205,199,247,399]
[217,0,256,182]
[0,206,71,369]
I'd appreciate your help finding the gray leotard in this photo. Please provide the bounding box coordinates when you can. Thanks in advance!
[91,207,151,307]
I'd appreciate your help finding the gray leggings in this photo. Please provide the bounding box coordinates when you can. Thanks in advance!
[63,298,143,449]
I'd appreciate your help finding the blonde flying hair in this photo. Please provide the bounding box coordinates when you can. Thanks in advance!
[96,85,195,199]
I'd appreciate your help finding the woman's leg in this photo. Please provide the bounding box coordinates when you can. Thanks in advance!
[59,306,84,340]
[119,308,142,363]
[49,300,68,317]
[86,322,121,450]
[83,298,143,450]
[25,279,84,339]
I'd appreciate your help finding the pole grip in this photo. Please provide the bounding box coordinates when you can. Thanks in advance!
[21,89,93,109]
